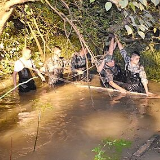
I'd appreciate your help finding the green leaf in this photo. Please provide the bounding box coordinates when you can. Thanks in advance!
[119,0,128,8]
[90,0,95,3]
[129,2,136,13]
[125,25,133,35]
[138,18,145,25]
[129,16,136,26]
[105,2,112,11]
[138,0,147,6]
[138,31,145,39]
[123,10,128,17]
[132,2,139,8]
[139,3,145,10]
[145,21,152,27]
[153,28,157,33]
[151,0,159,6]
[139,24,148,31]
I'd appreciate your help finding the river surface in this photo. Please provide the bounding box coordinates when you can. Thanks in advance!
[1,77,160,160]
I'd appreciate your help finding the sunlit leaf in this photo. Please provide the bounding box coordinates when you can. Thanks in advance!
[0,43,4,49]
[153,28,157,33]
[138,0,147,6]
[119,0,128,8]
[139,3,145,10]
[123,10,128,17]
[105,2,112,11]
[138,18,145,25]
[129,2,136,13]
[138,31,145,39]
[90,0,95,3]
[151,0,159,6]
[144,13,155,23]
[139,24,148,31]
[145,21,152,27]
[132,2,139,8]
[129,16,136,26]
[125,25,133,35]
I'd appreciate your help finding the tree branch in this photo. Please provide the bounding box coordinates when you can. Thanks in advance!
[0,0,38,36]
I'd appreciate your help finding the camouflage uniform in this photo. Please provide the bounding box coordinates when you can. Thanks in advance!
[45,57,64,85]
[71,53,91,81]
[120,49,148,92]
[71,53,86,72]
[99,57,124,88]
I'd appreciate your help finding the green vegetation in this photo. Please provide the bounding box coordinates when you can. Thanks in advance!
[92,138,132,160]
[0,0,160,80]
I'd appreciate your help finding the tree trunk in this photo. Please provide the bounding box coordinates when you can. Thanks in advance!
[0,0,38,37]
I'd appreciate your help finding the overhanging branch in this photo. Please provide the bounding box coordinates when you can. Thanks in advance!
[0,0,39,36]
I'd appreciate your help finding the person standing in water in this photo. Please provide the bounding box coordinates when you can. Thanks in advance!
[13,47,45,92]
[71,47,91,81]
[116,36,152,96]
[97,35,127,93]
[44,46,64,86]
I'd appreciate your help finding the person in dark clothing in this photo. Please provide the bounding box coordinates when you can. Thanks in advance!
[71,48,91,82]
[97,36,127,93]
[116,37,152,95]
[13,47,45,92]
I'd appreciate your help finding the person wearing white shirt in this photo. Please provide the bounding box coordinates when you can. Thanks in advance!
[13,47,45,92]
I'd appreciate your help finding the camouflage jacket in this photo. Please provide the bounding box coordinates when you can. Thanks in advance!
[71,53,86,71]
[120,49,148,84]
[45,57,64,73]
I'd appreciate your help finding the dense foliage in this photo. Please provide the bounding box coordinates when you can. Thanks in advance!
[0,0,159,80]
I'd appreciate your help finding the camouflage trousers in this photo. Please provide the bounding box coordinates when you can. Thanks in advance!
[48,69,63,85]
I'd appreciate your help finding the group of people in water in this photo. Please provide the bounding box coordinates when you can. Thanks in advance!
[98,35,151,95]
[12,34,152,96]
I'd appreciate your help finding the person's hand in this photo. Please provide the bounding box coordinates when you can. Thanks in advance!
[146,91,153,96]
[77,70,84,75]
[119,88,127,94]
[40,75,45,82]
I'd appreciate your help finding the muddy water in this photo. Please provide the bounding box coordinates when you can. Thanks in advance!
[0,79,160,160]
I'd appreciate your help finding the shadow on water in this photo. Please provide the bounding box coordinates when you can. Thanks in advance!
[0,79,160,160]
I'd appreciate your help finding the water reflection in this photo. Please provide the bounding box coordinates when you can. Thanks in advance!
[0,82,160,160]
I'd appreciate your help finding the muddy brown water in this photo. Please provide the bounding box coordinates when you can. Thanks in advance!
[0,77,160,160]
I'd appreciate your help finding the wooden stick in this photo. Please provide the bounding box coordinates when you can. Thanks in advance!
[133,135,160,157]
[33,111,41,152]
[10,137,12,160]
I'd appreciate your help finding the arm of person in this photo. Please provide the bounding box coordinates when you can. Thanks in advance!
[97,60,105,73]
[139,66,152,96]
[108,37,115,55]
[12,60,22,92]
[115,37,130,64]
[34,69,45,82]
[13,71,18,91]
[142,81,149,95]
[116,37,124,50]
[109,81,127,93]
[30,59,45,81]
